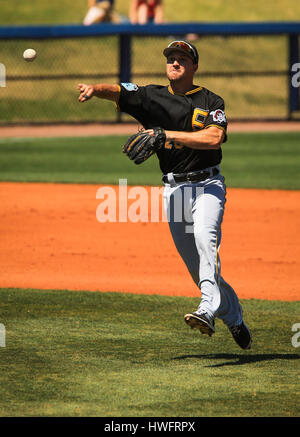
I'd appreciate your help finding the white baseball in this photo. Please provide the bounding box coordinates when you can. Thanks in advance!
[23,49,37,62]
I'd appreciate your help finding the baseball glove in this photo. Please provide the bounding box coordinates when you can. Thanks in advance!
[122,127,166,165]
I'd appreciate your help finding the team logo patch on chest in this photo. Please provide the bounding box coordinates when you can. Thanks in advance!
[210,109,227,123]
[192,108,209,130]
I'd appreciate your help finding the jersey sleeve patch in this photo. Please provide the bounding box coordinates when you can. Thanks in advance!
[210,109,227,124]
[121,83,139,92]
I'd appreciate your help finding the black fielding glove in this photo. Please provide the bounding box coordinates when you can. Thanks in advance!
[122,127,166,165]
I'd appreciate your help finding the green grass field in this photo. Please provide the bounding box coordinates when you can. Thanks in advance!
[0,130,299,417]
[1,0,300,25]
[0,288,299,417]
[0,132,300,189]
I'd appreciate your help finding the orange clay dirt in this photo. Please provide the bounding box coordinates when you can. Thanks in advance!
[0,181,299,301]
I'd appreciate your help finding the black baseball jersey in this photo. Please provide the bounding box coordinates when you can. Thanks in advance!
[118,83,228,174]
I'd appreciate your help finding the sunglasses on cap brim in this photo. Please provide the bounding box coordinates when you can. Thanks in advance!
[166,41,197,62]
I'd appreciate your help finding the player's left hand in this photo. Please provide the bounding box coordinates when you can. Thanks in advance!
[123,127,166,165]
[145,128,169,140]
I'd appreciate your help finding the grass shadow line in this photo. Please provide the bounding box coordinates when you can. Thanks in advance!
[172,353,300,367]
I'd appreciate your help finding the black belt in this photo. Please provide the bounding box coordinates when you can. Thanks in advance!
[162,167,219,184]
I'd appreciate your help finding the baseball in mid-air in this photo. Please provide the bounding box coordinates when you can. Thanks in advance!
[23,48,37,62]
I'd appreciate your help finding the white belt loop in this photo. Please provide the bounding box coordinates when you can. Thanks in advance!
[167,172,176,185]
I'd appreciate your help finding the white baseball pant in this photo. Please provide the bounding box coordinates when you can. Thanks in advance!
[163,170,243,328]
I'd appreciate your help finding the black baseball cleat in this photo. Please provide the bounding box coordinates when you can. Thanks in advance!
[184,312,215,337]
[229,321,252,350]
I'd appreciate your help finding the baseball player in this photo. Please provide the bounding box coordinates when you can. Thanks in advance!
[77,40,252,350]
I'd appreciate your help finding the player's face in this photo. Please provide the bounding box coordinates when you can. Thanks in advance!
[166,52,198,83]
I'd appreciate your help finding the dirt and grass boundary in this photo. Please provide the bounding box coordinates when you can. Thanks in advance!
[1,121,300,138]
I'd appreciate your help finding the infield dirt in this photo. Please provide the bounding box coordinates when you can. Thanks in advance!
[1,181,299,301]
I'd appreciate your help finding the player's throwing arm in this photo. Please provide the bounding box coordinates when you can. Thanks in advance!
[77,83,120,103]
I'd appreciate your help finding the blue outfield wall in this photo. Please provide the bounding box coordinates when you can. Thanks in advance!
[0,22,300,38]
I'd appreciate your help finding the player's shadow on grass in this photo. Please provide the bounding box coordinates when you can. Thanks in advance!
[173,353,300,367]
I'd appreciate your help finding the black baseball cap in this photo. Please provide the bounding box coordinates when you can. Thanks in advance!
[163,40,199,64]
